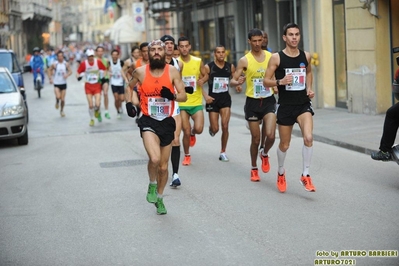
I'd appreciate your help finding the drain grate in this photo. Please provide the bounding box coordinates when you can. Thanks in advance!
[100,159,148,168]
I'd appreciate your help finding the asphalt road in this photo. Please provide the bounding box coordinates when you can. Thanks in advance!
[0,69,398,266]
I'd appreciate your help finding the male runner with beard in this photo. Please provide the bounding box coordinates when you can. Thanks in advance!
[126,40,187,215]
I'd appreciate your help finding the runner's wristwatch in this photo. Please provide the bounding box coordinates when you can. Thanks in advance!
[276,79,280,86]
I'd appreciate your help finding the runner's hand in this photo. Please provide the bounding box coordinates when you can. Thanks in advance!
[161,86,175,100]
[77,77,82,81]
[185,86,194,94]
[126,102,137,118]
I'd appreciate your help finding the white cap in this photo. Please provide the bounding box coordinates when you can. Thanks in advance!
[86,49,95,57]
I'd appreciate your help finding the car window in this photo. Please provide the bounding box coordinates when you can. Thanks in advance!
[0,72,17,93]
[0,53,13,73]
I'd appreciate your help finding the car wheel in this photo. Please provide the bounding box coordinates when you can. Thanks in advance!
[18,128,28,145]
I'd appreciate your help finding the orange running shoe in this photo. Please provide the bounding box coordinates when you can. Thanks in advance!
[300,175,316,192]
[190,134,196,147]
[277,172,286,193]
[259,149,270,173]
[182,155,191,166]
[250,169,260,182]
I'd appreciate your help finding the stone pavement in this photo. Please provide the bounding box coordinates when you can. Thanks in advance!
[227,90,395,155]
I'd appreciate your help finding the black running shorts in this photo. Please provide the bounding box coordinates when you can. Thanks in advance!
[205,93,232,113]
[276,102,314,126]
[244,96,276,121]
[138,115,176,146]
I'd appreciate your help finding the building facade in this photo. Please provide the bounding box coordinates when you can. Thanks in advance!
[4,0,396,115]
[147,0,397,114]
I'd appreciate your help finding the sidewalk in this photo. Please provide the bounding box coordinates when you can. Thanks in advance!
[228,90,390,155]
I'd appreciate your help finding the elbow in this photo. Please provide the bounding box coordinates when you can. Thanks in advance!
[181,95,187,102]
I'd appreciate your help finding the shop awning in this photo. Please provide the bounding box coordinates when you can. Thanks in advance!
[110,15,143,44]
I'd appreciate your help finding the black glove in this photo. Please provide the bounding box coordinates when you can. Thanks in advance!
[126,102,137,118]
[77,77,82,81]
[185,86,194,94]
[160,86,175,100]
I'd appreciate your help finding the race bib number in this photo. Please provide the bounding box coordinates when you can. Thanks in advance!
[86,73,98,84]
[252,78,272,98]
[112,71,121,80]
[285,68,306,91]
[182,75,197,92]
[212,77,229,93]
[148,97,172,121]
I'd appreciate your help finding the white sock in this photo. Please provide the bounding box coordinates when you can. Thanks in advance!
[157,194,163,198]
[277,147,286,175]
[302,145,313,176]
[89,108,94,119]
[150,181,157,185]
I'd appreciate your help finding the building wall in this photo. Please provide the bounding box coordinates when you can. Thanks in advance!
[312,0,335,109]
[345,0,391,114]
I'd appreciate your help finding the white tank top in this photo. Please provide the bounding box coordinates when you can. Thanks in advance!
[52,61,67,85]
[110,59,123,86]
[84,59,100,84]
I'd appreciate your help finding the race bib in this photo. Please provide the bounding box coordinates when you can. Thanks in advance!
[57,71,65,76]
[212,77,229,93]
[86,73,98,84]
[285,68,306,91]
[148,97,172,121]
[112,71,121,79]
[182,75,197,92]
[252,78,272,98]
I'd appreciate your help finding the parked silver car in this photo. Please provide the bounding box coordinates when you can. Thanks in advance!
[0,67,28,145]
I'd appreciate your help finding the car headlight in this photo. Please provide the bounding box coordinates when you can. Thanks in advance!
[2,105,24,116]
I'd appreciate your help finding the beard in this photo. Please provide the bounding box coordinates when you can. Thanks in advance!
[149,55,166,70]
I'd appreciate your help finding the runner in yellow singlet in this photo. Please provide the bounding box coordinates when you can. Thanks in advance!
[231,28,276,183]
[177,36,208,166]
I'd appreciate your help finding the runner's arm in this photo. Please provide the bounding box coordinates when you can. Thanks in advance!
[171,67,187,103]
[263,53,281,93]
[46,64,53,80]
[230,57,246,87]
[65,63,72,78]
[230,64,241,93]
[197,61,208,87]
[120,61,129,83]
[178,61,184,77]
[127,68,142,105]
[201,64,214,103]
[305,51,314,98]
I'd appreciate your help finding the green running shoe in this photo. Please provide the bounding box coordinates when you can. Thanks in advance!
[155,197,167,215]
[146,184,157,203]
[97,112,102,122]
[105,112,110,119]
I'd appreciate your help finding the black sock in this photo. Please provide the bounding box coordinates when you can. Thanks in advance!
[171,146,180,174]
